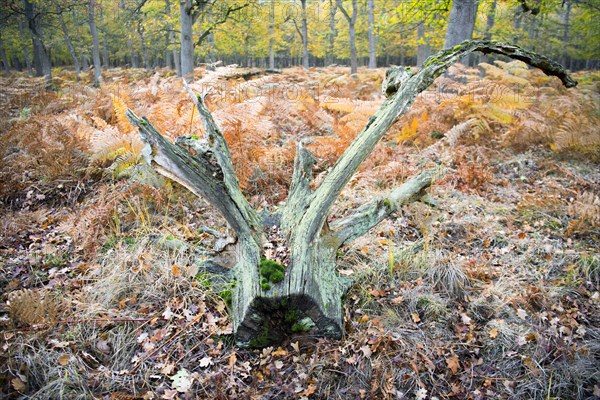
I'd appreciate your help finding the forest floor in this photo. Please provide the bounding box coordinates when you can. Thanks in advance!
[0,63,599,400]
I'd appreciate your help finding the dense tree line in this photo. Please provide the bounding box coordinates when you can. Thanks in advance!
[0,0,598,84]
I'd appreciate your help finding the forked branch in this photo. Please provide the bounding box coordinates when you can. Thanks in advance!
[295,40,576,244]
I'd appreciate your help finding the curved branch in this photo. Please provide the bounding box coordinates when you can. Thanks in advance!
[296,40,576,244]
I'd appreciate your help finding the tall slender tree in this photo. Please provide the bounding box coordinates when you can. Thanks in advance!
[87,0,102,86]
[367,0,376,68]
[337,0,358,74]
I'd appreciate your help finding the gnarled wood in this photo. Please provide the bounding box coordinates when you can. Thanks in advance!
[126,42,575,348]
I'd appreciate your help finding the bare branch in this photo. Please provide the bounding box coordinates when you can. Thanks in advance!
[295,40,576,245]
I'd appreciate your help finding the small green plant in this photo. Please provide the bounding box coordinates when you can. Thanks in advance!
[259,258,285,290]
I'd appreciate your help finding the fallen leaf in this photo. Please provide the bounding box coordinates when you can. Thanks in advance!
[163,306,174,320]
[291,342,300,352]
[516,308,527,320]
[161,362,176,375]
[199,356,213,368]
[275,360,284,369]
[446,353,460,374]
[360,345,372,358]
[345,355,357,365]
[171,369,193,392]
[415,387,427,400]
[460,313,472,325]
[228,353,236,370]
[302,384,317,397]
[391,295,404,304]
[411,312,421,323]
[11,377,27,392]
[171,264,181,277]
[489,328,499,339]
[272,347,288,357]
[58,354,70,366]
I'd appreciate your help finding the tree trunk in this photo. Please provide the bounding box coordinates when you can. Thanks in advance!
[165,0,173,70]
[337,0,358,74]
[417,21,430,67]
[367,0,376,68]
[269,0,275,69]
[99,3,109,68]
[56,4,81,76]
[87,0,102,86]
[444,0,479,65]
[23,0,52,83]
[18,19,33,75]
[327,0,337,66]
[126,41,575,348]
[480,0,497,63]
[179,0,195,81]
[0,35,9,72]
[562,0,572,68]
[301,0,309,69]
[137,21,149,69]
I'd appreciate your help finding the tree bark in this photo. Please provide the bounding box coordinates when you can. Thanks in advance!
[327,0,337,66]
[99,3,109,68]
[137,21,149,69]
[126,41,575,348]
[18,19,33,75]
[56,3,81,76]
[562,0,572,68]
[337,0,358,74]
[480,0,497,63]
[23,0,52,83]
[87,0,102,86]
[269,0,275,69]
[444,0,479,65]
[179,0,196,81]
[417,21,430,67]
[301,0,309,69]
[0,35,9,72]
[367,0,376,68]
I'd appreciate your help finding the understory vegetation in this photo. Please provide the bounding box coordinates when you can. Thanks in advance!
[0,63,599,399]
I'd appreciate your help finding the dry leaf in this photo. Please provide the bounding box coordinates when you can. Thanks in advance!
[272,347,288,357]
[11,377,27,393]
[360,345,372,358]
[171,264,182,277]
[275,360,284,369]
[58,354,70,366]
[161,362,176,375]
[345,355,357,365]
[199,356,213,368]
[489,328,499,339]
[516,308,527,320]
[391,295,404,304]
[411,312,421,323]
[228,353,237,370]
[460,313,472,325]
[171,369,193,392]
[291,341,300,352]
[415,387,427,400]
[302,384,317,397]
[446,353,460,374]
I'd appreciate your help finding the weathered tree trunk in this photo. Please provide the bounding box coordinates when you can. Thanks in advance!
[337,0,358,74]
[126,41,575,348]
[480,0,497,64]
[56,4,81,76]
[87,0,102,86]
[367,0,376,69]
[137,21,149,69]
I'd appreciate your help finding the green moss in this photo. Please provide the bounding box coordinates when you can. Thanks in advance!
[249,325,270,348]
[259,258,286,290]
[284,309,299,323]
[431,131,444,139]
[291,317,315,333]
[191,134,199,140]
[383,198,392,208]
